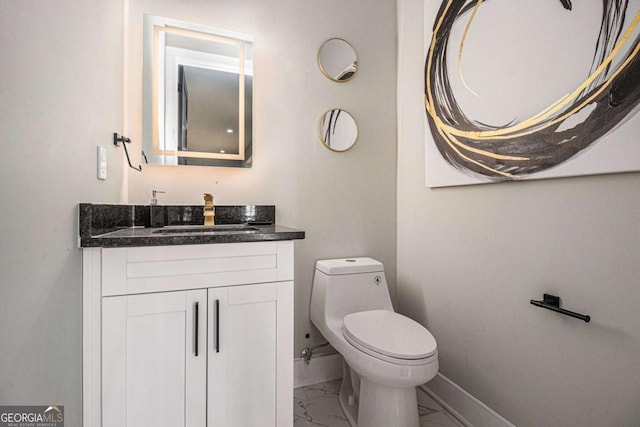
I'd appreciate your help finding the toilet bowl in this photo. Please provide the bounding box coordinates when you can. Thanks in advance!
[310,257,439,427]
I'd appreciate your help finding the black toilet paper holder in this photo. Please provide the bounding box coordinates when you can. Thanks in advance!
[530,293,591,323]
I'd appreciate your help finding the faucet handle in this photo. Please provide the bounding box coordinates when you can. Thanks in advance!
[203,193,213,202]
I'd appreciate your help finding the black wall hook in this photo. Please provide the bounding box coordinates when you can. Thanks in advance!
[113,133,142,172]
[530,293,591,323]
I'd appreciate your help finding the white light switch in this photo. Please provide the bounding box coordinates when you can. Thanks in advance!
[97,146,107,180]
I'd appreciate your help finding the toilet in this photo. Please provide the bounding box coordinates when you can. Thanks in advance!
[310,257,439,427]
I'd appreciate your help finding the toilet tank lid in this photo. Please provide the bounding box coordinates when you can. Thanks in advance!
[315,257,384,275]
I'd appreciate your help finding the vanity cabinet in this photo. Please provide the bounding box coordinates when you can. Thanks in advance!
[83,241,294,427]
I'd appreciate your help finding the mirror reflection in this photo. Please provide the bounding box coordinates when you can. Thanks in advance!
[143,15,253,167]
[318,109,358,152]
[318,38,358,82]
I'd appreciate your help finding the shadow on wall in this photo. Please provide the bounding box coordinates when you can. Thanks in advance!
[396,274,431,328]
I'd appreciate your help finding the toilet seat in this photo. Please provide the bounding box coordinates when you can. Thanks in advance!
[342,310,437,366]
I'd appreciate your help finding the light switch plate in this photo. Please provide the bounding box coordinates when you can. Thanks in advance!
[97,146,107,180]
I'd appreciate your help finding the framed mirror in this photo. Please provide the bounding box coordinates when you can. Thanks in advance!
[318,38,358,82]
[142,15,253,167]
[318,109,358,152]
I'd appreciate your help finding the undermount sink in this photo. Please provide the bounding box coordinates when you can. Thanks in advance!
[153,225,260,234]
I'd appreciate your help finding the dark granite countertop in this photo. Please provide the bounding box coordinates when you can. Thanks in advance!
[79,203,305,248]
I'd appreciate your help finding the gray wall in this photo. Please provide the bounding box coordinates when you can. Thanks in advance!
[124,0,398,356]
[0,0,125,425]
[0,0,397,423]
[397,0,640,425]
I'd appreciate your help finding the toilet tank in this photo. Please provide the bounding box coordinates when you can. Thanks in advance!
[310,258,394,329]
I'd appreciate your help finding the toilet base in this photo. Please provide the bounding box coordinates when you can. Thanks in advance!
[338,360,359,426]
[338,361,420,427]
[358,377,419,427]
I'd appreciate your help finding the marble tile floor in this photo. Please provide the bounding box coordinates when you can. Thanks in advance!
[294,380,464,427]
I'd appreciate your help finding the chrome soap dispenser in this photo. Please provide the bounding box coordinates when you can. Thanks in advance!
[144,190,166,228]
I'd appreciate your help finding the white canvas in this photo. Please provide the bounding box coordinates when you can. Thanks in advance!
[424,0,640,187]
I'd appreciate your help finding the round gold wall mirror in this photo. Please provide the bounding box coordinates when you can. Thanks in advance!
[318,109,358,152]
[318,38,358,82]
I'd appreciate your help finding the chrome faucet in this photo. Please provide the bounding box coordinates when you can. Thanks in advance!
[203,193,215,226]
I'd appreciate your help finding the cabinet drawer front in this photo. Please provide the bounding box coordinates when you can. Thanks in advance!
[102,241,293,296]
[126,254,277,279]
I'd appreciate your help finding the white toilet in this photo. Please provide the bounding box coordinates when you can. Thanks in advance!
[310,257,439,427]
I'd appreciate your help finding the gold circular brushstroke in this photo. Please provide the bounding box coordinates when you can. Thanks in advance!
[457,0,483,98]
[425,0,640,179]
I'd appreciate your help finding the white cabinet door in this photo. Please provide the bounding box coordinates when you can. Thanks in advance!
[208,283,279,427]
[103,289,207,427]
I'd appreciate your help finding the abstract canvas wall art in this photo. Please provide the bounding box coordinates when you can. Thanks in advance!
[424,0,640,187]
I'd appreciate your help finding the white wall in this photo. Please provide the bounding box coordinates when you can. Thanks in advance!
[124,0,398,355]
[397,1,640,425]
[0,0,125,425]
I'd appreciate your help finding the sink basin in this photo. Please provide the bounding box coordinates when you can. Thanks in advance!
[153,225,260,234]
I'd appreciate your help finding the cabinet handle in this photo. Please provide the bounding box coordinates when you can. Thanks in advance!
[215,299,220,353]
[194,302,199,357]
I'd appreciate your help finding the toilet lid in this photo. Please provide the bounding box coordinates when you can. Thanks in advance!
[342,310,437,360]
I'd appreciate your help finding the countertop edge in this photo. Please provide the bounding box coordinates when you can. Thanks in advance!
[80,230,306,248]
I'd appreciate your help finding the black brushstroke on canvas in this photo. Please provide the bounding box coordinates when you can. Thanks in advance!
[425,0,640,179]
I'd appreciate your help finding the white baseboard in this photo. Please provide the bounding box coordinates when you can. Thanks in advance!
[420,373,515,427]
[294,353,343,388]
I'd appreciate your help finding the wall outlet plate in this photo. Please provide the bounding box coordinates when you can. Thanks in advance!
[97,145,107,180]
